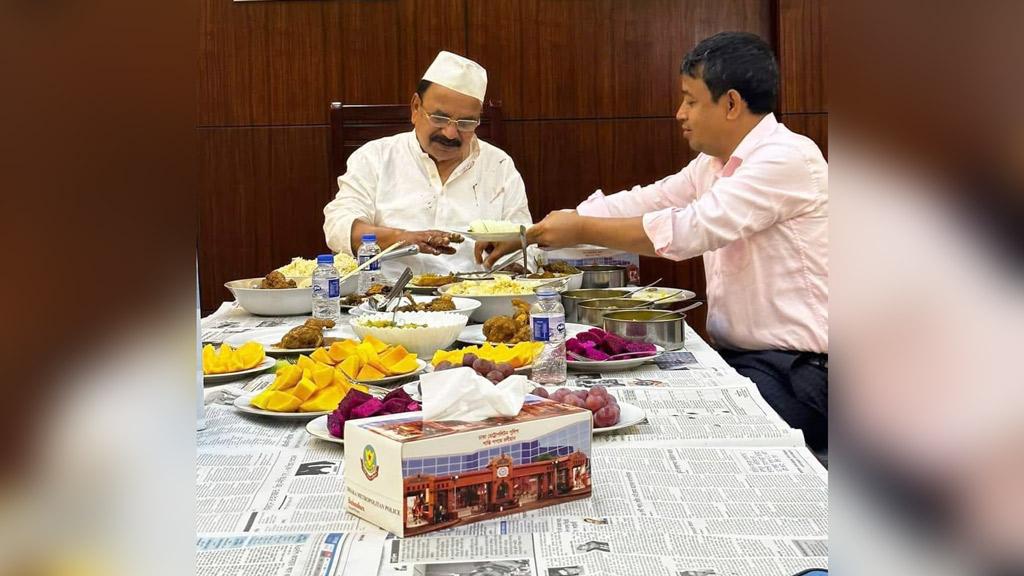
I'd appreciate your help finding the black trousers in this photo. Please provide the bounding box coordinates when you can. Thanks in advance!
[719,349,829,451]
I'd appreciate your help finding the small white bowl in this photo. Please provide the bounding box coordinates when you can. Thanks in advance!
[350,311,468,357]
[225,278,311,316]
[355,294,481,320]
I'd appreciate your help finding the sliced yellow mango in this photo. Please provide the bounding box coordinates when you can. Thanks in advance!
[362,335,388,354]
[337,355,361,380]
[310,347,336,366]
[299,385,344,412]
[250,388,274,409]
[291,378,317,401]
[265,391,302,412]
[388,355,419,375]
[296,354,316,372]
[311,364,334,389]
[356,364,386,381]
[328,340,358,363]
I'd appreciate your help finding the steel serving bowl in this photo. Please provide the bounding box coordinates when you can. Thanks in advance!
[602,309,687,350]
[578,265,627,289]
[576,298,649,327]
[561,288,632,323]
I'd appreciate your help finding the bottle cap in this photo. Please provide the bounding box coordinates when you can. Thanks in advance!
[362,234,377,243]
[317,254,334,264]
[536,287,559,297]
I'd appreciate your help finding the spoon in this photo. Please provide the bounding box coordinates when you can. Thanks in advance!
[645,301,704,320]
[622,278,663,296]
[567,349,659,362]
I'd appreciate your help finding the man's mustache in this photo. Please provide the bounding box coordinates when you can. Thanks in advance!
[431,134,461,147]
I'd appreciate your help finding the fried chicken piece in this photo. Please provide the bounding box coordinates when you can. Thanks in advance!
[425,295,456,312]
[483,315,518,343]
[303,318,335,330]
[447,232,465,243]
[259,270,296,289]
[482,299,532,343]
[276,318,335,349]
[412,274,458,287]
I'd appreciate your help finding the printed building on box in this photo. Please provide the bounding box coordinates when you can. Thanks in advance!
[345,397,592,536]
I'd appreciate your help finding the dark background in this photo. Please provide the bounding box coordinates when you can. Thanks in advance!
[198,0,828,338]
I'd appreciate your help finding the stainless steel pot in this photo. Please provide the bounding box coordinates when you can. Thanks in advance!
[576,298,648,327]
[578,265,627,289]
[561,288,631,323]
[602,309,687,350]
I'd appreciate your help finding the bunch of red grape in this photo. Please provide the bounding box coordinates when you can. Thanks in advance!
[530,385,620,428]
[434,353,516,384]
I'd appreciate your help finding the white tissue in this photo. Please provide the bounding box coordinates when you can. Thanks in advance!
[420,367,535,421]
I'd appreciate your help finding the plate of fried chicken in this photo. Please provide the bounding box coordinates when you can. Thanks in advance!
[223,318,357,355]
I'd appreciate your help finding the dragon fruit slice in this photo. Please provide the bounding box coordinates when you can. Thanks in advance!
[327,411,344,438]
[603,333,628,355]
[587,327,608,338]
[583,347,611,361]
[576,331,602,345]
[335,389,372,420]
[350,397,385,419]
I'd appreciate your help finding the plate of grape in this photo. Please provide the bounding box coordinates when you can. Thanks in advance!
[532,386,645,433]
[431,353,531,382]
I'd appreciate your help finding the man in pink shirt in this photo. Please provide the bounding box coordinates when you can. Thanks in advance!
[528,32,828,450]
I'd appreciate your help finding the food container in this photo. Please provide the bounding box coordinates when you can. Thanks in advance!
[576,298,648,327]
[344,396,592,536]
[225,278,313,316]
[602,309,687,350]
[350,312,468,357]
[578,265,627,289]
[561,289,631,323]
[524,271,584,291]
[439,279,565,323]
[355,294,482,321]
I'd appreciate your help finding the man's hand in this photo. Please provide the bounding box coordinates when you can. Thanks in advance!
[525,211,586,249]
[475,240,521,269]
[394,230,456,256]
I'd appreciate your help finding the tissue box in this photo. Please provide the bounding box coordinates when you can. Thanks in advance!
[344,396,593,537]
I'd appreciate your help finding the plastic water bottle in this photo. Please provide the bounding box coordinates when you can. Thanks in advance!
[357,234,382,293]
[312,254,340,321]
[530,288,567,384]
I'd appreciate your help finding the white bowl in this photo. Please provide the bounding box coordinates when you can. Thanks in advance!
[355,294,481,320]
[439,279,567,323]
[283,274,358,296]
[349,311,468,357]
[524,271,583,291]
[225,278,311,316]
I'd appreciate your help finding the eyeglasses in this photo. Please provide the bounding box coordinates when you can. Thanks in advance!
[420,108,481,132]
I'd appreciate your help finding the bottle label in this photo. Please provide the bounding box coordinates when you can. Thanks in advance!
[531,314,565,342]
[358,254,381,271]
[313,277,340,298]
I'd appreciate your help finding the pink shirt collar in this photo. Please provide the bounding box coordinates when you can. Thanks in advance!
[715,113,779,177]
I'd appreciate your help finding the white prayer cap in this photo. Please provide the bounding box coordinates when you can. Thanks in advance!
[421,51,487,103]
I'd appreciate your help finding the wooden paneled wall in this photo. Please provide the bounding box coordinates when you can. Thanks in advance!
[199,0,828,339]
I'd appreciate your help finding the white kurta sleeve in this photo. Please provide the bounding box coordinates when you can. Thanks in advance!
[497,157,533,225]
[323,145,379,256]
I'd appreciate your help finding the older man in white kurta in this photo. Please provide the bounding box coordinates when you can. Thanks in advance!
[323,51,531,277]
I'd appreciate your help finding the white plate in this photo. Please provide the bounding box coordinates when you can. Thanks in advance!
[457,323,590,345]
[224,325,357,355]
[594,401,646,433]
[305,415,344,444]
[354,294,481,320]
[566,345,664,372]
[203,357,277,384]
[449,227,523,243]
[232,391,332,419]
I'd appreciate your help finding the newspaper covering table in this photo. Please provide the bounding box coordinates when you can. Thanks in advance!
[199,304,828,575]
